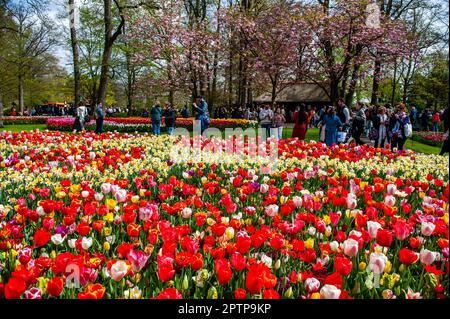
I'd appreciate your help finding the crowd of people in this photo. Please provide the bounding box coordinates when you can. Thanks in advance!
[309,100,449,155]
[69,97,448,155]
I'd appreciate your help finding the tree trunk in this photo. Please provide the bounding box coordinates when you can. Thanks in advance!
[247,80,252,106]
[371,55,382,105]
[126,51,135,111]
[402,57,413,104]
[97,0,125,108]
[330,76,339,107]
[391,58,398,106]
[0,85,4,127]
[270,75,278,106]
[18,72,24,115]
[69,0,81,107]
[228,47,233,106]
[345,63,361,107]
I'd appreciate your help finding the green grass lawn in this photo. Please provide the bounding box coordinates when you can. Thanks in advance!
[0,123,442,155]
[1,124,47,132]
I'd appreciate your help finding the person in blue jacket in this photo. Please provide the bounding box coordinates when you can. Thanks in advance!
[193,96,210,135]
[150,101,163,135]
[319,106,343,147]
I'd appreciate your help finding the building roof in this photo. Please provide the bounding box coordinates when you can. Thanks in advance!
[254,82,330,103]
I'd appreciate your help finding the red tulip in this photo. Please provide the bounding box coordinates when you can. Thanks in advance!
[376,229,393,247]
[47,277,64,297]
[33,229,51,247]
[4,277,26,299]
[234,288,247,299]
[399,248,419,265]
[334,256,353,276]
[215,258,233,285]
[230,252,247,271]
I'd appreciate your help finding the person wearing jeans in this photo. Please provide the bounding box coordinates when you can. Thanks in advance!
[151,101,163,135]
[432,111,440,132]
[259,104,274,139]
[390,103,411,152]
[272,107,286,140]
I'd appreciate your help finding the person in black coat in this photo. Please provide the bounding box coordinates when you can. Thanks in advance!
[164,103,177,135]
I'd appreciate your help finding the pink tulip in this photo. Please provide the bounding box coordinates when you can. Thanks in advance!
[419,249,437,265]
[127,249,150,272]
[265,204,279,217]
[421,221,435,236]
[110,260,129,281]
[25,287,42,299]
[320,284,341,299]
[305,277,320,293]
[114,189,127,203]
[343,238,359,257]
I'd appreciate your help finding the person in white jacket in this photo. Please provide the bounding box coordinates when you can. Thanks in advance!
[76,103,88,131]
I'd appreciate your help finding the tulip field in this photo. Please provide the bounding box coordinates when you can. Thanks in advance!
[0,130,448,299]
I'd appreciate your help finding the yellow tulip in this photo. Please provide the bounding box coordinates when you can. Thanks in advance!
[305,238,314,250]
[384,261,392,274]
[359,262,367,271]
[310,292,321,299]
[106,199,117,211]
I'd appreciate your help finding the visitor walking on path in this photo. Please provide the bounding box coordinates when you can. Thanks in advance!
[292,104,309,140]
[164,102,177,135]
[151,101,163,135]
[193,96,210,135]
[272,107,286,140]
[432,111,441,132]
[372,106,388,148]
[389,103,411,152]
[319,106,343,147]
[352,102,366,146]
[95,103,105,134]
[259,104,274,139]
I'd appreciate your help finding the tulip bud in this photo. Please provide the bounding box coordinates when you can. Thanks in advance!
[358,262,366,271]
[284,287,293,298]
[182,275,189,290]
[274,259,281,270]
[207,286,218,299]
[399,264,405,273]
[103,242,110,251]
[352,282,361,295]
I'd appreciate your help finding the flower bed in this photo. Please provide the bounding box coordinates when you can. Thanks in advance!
[411,132,445,147]
[1,116,51,125]
[0,131,448,299]
[46,117,257,132]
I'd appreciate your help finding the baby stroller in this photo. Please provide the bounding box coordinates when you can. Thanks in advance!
[337,123,353,144]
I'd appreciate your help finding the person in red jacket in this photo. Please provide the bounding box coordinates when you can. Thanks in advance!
[432,111,440,132]
[292,104,309,140]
